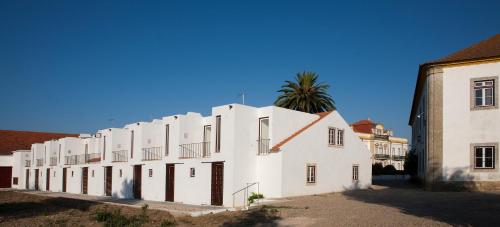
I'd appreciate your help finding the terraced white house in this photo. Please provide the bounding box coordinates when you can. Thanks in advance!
[12,104,371,207]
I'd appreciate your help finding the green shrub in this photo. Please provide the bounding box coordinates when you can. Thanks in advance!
[94,205,150,227]
[160,219,177,226]
[247,192,264,204]
[372,163,384,175]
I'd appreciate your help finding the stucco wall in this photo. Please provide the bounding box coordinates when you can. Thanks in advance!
[442,61,500,181]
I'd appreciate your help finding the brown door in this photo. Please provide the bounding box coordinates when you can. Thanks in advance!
[46,169,50,191]
[0,167,12,188]
[25,169,29,189]
[34,169,39,190]
[105,166,112,196]
[133,165,142,199]
[211,162,224,206]
[82,167,88,194]
[165,164,175,202]
[62,168,67,192]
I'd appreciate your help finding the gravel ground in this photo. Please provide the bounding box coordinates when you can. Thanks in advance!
[2,181,500,226]
[269,181,500,226]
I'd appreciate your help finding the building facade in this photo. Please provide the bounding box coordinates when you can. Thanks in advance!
[409,34,500,190]
[11,104,372,208]
[351,120,408,170]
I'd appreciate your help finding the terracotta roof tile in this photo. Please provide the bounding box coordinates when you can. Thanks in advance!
[0,130,78,155]
[429,34,500,64]
[351,119,375,134]
[270,112,332,152]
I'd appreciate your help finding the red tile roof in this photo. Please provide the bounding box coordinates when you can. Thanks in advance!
[351,119,375,134]
[271,112,332,152]
[0,130,78,155]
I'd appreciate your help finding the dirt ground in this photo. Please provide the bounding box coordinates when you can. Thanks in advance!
[2,181,500,226]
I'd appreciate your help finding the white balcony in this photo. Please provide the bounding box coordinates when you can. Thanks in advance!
[179,142,210,159]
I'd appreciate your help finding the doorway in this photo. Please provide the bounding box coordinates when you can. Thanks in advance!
[82,167,88,194]
[62,168,67,192]
[34,169,39,190]
[105,166,112,196]
[133,165,142,199]
[211,162,224,206]
[165,164,175,202]
[46,169,50,191]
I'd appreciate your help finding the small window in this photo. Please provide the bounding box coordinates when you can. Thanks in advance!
[13,177,18,185]
[328,128,336,145]
[337,130,344,146]
[92,170,95,177]
[475,146,495,169]
[353,165,359,181]
[306,164,316,184]
[190,168,195,177]
[473,79,496,109]
[54,171,56,177]
[149,169,153,177]
[71,171,74,177]
[119,169,122,177]
[216,115,222,152]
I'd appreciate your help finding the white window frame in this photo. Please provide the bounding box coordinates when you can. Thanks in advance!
[306,164,316,184]
[471,77,498,111]
[474,146,495,169]
[328,128,336,145]
[190,168,195,177]
[352,165,359,181]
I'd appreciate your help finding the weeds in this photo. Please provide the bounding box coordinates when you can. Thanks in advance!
[94,204,150,227]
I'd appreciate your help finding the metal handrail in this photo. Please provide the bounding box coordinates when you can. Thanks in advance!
[232,182,260,209]
[142,147,163,161]
[112,150,128,162]
[179,142,210,158]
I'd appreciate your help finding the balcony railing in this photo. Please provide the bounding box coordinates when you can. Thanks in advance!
[374,154,390,160]
[179,142,210,159]
[49,157,57,166]
[65,155,80,165]
[112,150,128,162]
[392,155,406,161]
[85,153,102,163]
[142,147,163,161]
[25,160,31,167]
[257,139,271,155]
[36,159,44,167]
[374,134,389,140]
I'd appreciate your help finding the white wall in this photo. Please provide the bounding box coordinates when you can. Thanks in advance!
[442,61,500,181]
[281,111,372,197]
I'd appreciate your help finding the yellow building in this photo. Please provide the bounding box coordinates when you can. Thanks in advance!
[351,119,408,170]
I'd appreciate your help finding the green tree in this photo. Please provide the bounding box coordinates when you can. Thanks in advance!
[274,71,335,113]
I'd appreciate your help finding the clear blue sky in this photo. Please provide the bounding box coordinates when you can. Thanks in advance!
[1,0,499,140]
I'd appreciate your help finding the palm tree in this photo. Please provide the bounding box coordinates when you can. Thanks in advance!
[274,71,335,113]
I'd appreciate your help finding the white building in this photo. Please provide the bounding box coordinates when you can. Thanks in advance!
[409,34,500,190]
[351,119,408,170]
[16,104,371,207]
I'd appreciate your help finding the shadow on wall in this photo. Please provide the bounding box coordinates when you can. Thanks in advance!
[112,179,134,200]
[342,171,500,226]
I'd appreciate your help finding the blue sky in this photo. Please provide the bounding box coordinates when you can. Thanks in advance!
[0,0,499,140]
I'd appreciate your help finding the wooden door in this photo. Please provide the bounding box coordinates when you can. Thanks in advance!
[34,169,39,190]
[62,168,67,192]
[165,164,175,202]
[105,166,112,196]
[46,169,50,191]
[133,165,142,199]
[82,167,88,194]
[25,169,29,189]
[0,167,12,188]
[211,162,224,206]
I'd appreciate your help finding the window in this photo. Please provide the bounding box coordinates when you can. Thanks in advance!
[130,130,134,159]
[337,129,344,146]
[92,170,94,177]
[13,177,18,185]
[353,165,359,181]
[54,171,56,177]
[58,144,61,163]
[119,169,122,177]
[474,80,495,107]
[216,115,221,152]
[71,171,74,177]
[103,136,106,160]
[85,144,88,155]
[475,146,495,169]
[149,169,153,177]
[190,168,195,177]
[306,164,316,184]
[165,124,170,156]
[328,128,336,145]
